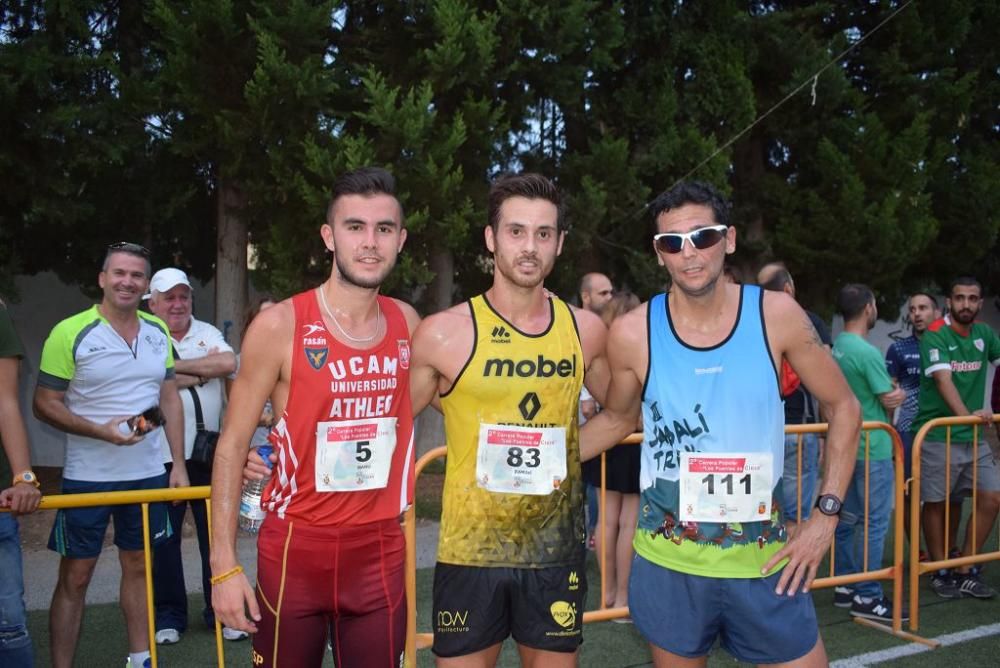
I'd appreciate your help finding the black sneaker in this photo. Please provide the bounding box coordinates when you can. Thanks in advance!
[833,586,854,608]
[850,595,909,622]
[930,571,962,599]
[955,571,996,599]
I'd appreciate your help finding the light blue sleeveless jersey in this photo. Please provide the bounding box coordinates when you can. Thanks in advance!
[634,285,788,577]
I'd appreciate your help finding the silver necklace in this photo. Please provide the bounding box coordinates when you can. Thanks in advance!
[316,287,381,344]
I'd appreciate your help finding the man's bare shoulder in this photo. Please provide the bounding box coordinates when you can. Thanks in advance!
[761,289,801,319]
[413,302,472,345]
[761,290,818,351]
[389,298,422,335]
[570,306,604,337]
[244,300,294,350]
[609,302,649,346]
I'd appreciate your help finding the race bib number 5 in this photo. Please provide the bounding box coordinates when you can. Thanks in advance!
[678,452,773,523]
[476,423,567,496]
[315,417,397,492]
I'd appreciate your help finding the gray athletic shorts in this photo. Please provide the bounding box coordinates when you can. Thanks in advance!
[919,440,1000,503]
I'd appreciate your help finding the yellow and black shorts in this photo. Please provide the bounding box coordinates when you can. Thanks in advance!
[431,560,587,657]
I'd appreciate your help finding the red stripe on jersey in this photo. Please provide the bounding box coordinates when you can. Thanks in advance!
[262,290,414,526]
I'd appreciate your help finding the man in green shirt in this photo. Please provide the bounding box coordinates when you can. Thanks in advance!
[913,276,1000,600]
[831,284,906,622]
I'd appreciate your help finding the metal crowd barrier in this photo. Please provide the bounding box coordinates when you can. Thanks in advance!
[791,422,926,644]
[403,421,926,665]
[8,486,222,668]
[19,415,970,665]
[908,415,1000,635]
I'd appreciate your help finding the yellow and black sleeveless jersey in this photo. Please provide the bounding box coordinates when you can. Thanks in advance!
[439,294,585,568]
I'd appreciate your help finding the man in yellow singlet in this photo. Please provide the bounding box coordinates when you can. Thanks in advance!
[409,173,609,667]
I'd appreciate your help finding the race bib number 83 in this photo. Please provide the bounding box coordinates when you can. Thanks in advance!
[476,423,567,496]
[678,452,772,523]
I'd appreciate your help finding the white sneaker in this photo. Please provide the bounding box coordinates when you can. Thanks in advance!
[154,628,181,645]
[222,626,249,641]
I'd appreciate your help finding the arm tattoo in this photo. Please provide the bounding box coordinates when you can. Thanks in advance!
[803,317,823,348]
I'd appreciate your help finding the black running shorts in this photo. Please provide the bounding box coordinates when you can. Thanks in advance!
[432,561,587,657]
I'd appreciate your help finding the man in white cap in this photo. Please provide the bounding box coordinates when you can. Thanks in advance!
[146,267,241,643]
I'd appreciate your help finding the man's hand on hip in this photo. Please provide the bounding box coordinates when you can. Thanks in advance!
[762,512,838,596]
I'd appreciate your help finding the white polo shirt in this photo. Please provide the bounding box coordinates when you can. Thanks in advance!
[162,317,233,462]
[38,306,174,482]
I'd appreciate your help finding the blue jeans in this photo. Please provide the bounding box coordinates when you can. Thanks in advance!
[153,461,213,631]
[834,459,894,600]
[780,433,819,523]
[0,512,33,667]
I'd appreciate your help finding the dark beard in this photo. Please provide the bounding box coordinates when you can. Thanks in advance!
[952,309,977,325]
[334,253,393,289]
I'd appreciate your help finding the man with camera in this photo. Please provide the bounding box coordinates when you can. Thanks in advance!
[145,267,241,643]
[34,243,188,668]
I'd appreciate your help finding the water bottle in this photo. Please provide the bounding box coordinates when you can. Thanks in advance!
[238,444,274,534]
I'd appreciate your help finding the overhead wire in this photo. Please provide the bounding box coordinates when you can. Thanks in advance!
[626,0,917,222]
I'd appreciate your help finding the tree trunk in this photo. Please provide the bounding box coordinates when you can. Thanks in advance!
[215,178,249,348]
[427,246,454,314]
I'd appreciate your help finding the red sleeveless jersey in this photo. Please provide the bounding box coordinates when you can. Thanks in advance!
[262,290,415,526]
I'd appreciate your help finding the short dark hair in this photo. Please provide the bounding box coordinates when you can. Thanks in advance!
[949,276,981,296]
[909,291,938,309]
[326,167,401,222]
[487,172,566,232]
[759,267,793,292]
[649,181,731,228]
[837,283,874,321]
[102,243,151,277]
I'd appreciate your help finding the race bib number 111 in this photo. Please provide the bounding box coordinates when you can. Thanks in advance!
[678,452,773,523]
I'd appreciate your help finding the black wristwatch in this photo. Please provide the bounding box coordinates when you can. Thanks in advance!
[815,494,843,517]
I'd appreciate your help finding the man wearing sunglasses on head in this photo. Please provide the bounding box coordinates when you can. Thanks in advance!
[581,181,860,667]
[33,242,189,668]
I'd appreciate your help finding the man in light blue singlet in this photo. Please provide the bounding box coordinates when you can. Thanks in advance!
[581,182,861,667]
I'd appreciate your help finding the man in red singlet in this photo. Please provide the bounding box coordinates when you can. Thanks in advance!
[209,167,421,667]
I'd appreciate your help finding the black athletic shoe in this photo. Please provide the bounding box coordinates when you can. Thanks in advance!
[833,586,854,608]
[955,571,996,599]
[850,595,909,622]
[930,571,962,599]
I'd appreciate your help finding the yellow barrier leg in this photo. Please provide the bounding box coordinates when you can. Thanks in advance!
[142,503,158,668]
[853,617,940,647]
[405,506,417,668]
[206,498,225,667]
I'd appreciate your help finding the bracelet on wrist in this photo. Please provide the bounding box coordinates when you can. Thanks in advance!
[210,565,244,585]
